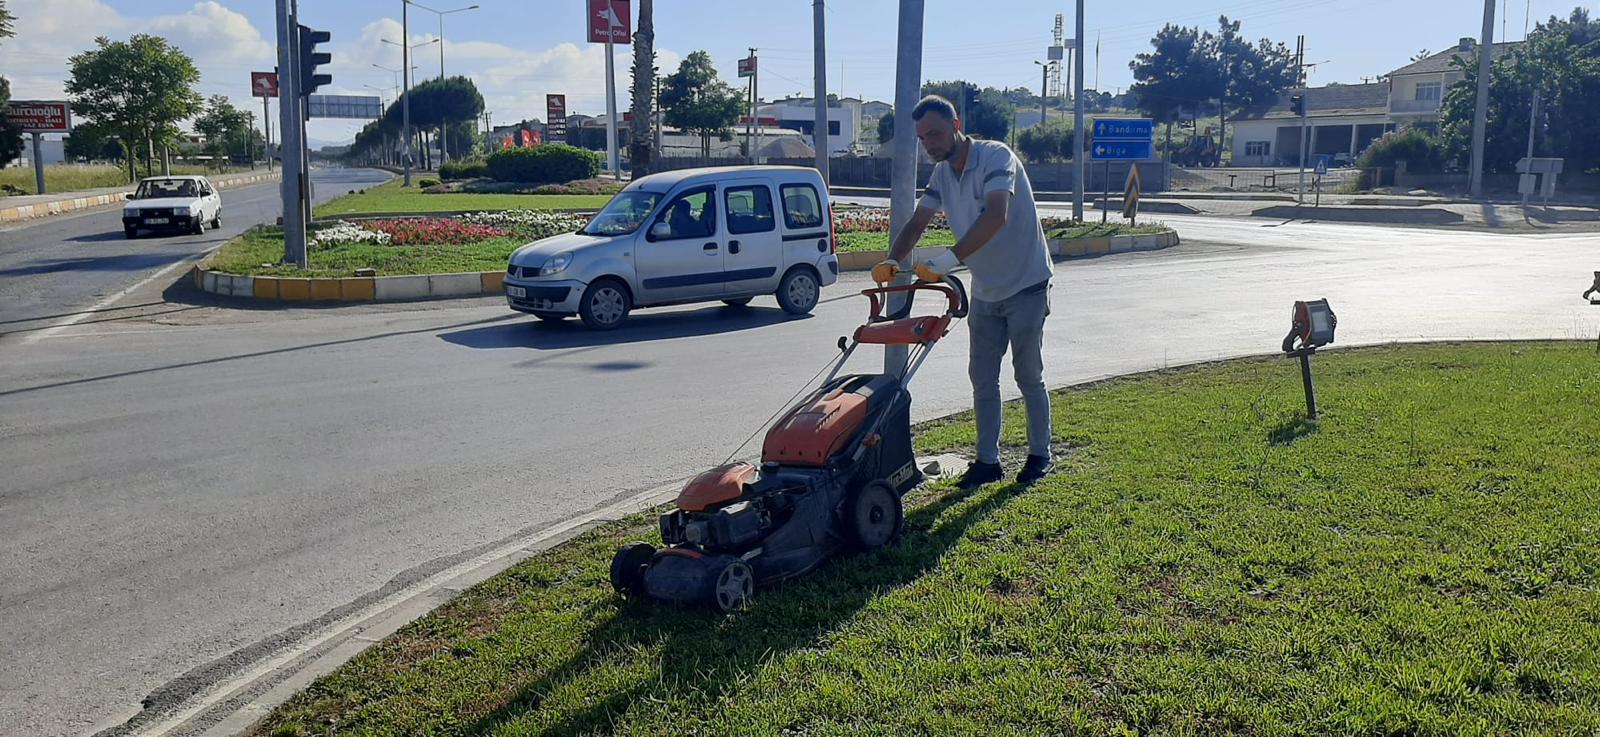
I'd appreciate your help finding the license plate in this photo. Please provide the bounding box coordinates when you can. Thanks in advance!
[506,285,526,299]
[145,218,169,225]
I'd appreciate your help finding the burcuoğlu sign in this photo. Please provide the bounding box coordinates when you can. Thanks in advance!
[4,101,72,133]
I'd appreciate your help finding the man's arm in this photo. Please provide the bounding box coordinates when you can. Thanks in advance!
[888,206,938,264]
[950,190,1011,262]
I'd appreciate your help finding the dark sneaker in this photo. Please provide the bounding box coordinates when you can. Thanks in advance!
[957,461,1004,489]
[1016,455,1055,486]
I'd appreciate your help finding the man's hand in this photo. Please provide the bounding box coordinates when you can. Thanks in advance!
[871,259,900,284]
[915,249,961,283]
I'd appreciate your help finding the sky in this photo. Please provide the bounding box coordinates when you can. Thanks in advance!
[1,0,1594,146]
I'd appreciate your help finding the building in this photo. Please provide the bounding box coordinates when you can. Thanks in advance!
[1229,83,1392,168]
[754,100,860,156]
[1385,38,1519,131]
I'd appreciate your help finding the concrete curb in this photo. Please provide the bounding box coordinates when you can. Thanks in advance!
[836,229,1180,268]
[1250,204,1467,225]
[0,170,282,225]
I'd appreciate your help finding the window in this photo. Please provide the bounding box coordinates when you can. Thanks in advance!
[1415,82,1442,101]
[582,191,661,236]
[724,185,775,234]
[1245,141,1270,157]
[655,188,716,240]
[779,183,824,229]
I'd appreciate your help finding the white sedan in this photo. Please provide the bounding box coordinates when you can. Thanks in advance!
[121,175,223,238]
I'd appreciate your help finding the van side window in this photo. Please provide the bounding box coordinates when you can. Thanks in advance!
[724,185,774,234]
[656,188,717,240]
[779,184,824,229]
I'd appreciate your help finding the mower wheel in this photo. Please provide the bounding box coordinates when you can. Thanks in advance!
[609,542,656,595]
[710,559,754,613]
[846,481,904,550]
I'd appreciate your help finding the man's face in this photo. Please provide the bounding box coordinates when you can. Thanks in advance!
[915,113,961,162]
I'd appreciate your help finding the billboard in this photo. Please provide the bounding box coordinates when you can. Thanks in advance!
[546,94,567,143]
[587,0,630,44]
[4,101,71,133]
[306,95,383,120]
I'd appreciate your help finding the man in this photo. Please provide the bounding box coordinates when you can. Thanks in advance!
[875,94,1055,488]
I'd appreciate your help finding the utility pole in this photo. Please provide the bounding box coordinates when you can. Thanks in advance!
[751,48,761,164]
[813,0,829,184]
[605,18,620,180]
[1522,91,1539,208]
[401,0,413,186]
[887,0,923,377]
[1469,0,1496,198]
[1296,35,1308,205]
[1038,62,1048,128]
[262,96,273,171]
[1072,0,1085,221]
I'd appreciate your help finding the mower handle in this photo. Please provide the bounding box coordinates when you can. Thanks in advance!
[860,274,969,322]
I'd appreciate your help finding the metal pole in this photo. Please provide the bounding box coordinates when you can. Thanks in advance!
[887,0,924,378]
[1522,91,1539,208]
[1072,0,1085,222]
[813,0,829,184]
[1039,64,1047,130]
[276,0,307,268]
[1299,352,1319,420]
[402,0,413,186]
[263,97,273,171]
[31,133,45,195]
[605,35,619,179]
[753,50,761,163]
[1469,0,1496,198]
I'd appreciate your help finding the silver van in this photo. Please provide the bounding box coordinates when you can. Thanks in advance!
[504,166,839,329]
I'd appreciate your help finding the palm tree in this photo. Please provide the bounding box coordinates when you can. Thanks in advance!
[628,0,655,179]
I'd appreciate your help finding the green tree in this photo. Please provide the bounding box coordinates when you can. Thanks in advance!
[627,0,655,177]
[390,76,483,169]
[64,119,126,162]
[1129,24,1215,156]
[1015,120,1075,163]
[1440,8,1600,175]
[1210,16,1298,155]
[65,34,202,182]
[877,110,893,143]
[660,50,744,157]
[0,0,20,167]
[193,95,253,170]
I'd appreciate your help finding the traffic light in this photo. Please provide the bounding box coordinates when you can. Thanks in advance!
[1289,94,1306,116]
[298,25,332,97]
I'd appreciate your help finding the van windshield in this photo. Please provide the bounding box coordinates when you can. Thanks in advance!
[581,191,662,236]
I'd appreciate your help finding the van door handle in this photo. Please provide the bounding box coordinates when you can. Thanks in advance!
[728,240,741,254]
[703,242,718,253]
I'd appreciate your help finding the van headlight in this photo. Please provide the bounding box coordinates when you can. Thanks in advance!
[539,252,573,276]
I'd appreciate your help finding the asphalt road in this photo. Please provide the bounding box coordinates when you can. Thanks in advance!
[2,205,1597,736]
[0,167,393,332]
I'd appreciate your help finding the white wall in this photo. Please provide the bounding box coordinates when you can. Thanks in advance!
[1230,120,1280,167]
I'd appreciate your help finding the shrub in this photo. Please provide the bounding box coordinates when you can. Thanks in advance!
[440,161,489,180]
[487,144,602,184]
[1355,128,1446,189]
[1016,121,1076,163]
[418,178,441,188]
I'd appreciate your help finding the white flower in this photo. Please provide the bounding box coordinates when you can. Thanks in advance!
[461,210,588,238]
[312,221,392,247]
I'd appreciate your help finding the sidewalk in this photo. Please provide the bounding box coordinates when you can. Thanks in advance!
[0,169,282,226]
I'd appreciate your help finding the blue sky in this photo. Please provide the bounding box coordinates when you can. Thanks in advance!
[2,0,1593,145]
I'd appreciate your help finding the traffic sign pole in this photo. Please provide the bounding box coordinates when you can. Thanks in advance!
[31,133,45,195]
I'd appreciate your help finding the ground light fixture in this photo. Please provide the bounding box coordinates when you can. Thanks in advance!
[1281,299,1338,420]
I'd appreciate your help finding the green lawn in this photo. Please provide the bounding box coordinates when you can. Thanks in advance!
[314,179,613,217]
[835,229,957,253]
[252,342,1600,737]
[209,226,526,278]
[0,163,211,195]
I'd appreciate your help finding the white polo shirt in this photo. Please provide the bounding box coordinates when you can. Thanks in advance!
[917,139,1054,303]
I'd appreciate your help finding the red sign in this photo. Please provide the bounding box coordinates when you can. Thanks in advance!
[587,0,630,45]
[503,136,515,150]
[4,101,71,133]
[520,130,543,148]
[251,72,279,98]
[737,56,757,78]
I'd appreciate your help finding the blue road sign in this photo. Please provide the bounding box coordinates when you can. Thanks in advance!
[1091,141,1153,160]
[1092,118,1154,140]
[1314,154,1331,176]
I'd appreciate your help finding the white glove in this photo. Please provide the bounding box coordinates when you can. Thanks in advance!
[915,249,961,283]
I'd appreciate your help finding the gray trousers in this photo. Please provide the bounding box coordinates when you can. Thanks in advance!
[967,286,1052,465]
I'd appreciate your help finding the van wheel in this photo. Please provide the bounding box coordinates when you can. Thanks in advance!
[776,267,819,315]
[579,278,631,330]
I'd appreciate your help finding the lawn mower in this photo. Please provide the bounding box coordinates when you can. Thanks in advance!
[609,273,969,612]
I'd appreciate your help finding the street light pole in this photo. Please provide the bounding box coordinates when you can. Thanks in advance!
[401,0,412,186]
[1072,0,1085,222]
[406,2,479,165]
[813,0,829,184]
[1468,0,1496,199]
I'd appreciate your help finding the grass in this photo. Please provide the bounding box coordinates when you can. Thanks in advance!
[0,163,210,196]
[314,179,613,217]
[210,226,526,278]
[251,342,1600,737]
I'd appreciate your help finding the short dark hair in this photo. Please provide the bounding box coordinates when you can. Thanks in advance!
[911,95,957,122]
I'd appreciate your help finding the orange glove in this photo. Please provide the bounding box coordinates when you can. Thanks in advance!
[915,250,961,283]
[871,259,899,284]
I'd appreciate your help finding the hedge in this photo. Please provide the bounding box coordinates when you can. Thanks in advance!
[486,144,602,184]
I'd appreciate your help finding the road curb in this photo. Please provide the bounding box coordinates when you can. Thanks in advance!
[0,171,282,226]
[836,229,1180,267]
